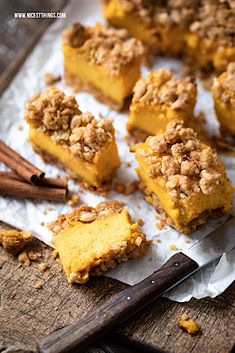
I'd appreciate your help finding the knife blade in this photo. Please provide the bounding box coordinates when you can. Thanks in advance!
[38,217,235,353]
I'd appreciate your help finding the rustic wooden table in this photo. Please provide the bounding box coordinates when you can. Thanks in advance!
[0,1,235,353]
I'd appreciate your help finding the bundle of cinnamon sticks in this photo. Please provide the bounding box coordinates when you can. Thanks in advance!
[0,140,68,202]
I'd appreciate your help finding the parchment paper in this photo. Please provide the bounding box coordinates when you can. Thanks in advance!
[0,0,235,302]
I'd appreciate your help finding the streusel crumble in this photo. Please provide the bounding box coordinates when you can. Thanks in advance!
[134,120,233,233]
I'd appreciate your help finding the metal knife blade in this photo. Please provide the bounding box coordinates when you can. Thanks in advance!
[183,216,235,267]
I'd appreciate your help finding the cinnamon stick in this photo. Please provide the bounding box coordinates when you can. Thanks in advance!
[0,177,67,202]
[0,171,68,189]
[0,140,45,184]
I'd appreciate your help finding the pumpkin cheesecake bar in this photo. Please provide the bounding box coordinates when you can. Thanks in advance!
[127,70,197,137]
[133,120,233,234]
[62,23,145,110]
[49,201,151,284]
[102,0,235,73]
[25,87,120,187]
[212,63,235,136]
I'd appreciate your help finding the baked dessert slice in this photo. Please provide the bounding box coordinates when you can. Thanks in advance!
[127,70,197,137]
[102,0,235,73]
[50,201,151,284]
[133,120,233,234]
[25,87,120,187]
[62,23,145,111]
[212,63,235,136]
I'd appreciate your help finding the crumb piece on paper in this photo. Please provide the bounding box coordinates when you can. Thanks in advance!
[178,313,200,335]
[169,244,178,251]
[137,218,144,226]
[39,262,48,272]
[44,73,61,85]
[185,239,192,244]
[156,218,166,230]
[0,229,32,255]
[18,125,23,131]
[40,222,45,226]
[34,280,43,289]
[67,194,80,206]
[114,180,139,195]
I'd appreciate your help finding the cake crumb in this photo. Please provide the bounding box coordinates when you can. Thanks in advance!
[0,230,32,255]
[18,125,23,131]
[39,262,48,272]
[40,222,45,226]
[44,73,61,85]
[28,251,42,262]
[125,181,139,195]
[156,218,166,230]
[169,244,178,251]
[114,180,126,193]
[67,194,80,206]
[34,280,43,289]
[52,249,59,259]
[18,251,31,265]
[136,218,144,226]
[178,313,200,335]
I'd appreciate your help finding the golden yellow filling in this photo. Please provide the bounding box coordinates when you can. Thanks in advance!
[29,127,120,187]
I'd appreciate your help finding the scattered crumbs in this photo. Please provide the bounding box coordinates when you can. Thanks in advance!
[156,239,162,243]
[18,125,23,131]
[40,222,45,226]
[34,280,43,289]
[136,218,144,226]
[43,209,48,215]
[178,313,200,335]
[185,239,192,244]
[169,244,178,251]
[67,194,80,207]
[196,111,206,124]
[39,262,48,272]
[47,207,55,212]
[114,180,126,194]
[156,218,166,230]
[18,251,30,265]
[126,162,131,168]
[165,330,171,337]
[114,180,139,195]
[28,251,42,262]
[44,73,61,85]
[125,181,139,195]
[52,249,59,259]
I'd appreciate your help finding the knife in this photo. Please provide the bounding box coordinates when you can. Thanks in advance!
[38,217,235,353]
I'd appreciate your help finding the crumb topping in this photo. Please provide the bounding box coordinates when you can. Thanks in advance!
[132,70,196,110]
[143,120,223,201]
[115,0,235,47]
[0,229,32,255]
[25,87,114,162]
[49,200,124,236]
[62,23,145,76]
[212,62,235,104]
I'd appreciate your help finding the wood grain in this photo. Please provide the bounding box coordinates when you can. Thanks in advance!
[38,253,198,353]
[0,231,235,353]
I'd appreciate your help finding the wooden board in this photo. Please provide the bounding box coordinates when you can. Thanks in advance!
[1,223,235,353]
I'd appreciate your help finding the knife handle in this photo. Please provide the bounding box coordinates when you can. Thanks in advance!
[38,252,198,353]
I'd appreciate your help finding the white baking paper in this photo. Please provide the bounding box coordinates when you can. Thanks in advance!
[0,0,235,302]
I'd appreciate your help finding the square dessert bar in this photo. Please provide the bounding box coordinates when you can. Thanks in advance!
[127,70,197,137]
[25,87,120,187]
[62,23,145,110]
[212,63,235,136]
[50,201,151,284]
[134,120,233,234]
[102,0,235,72]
